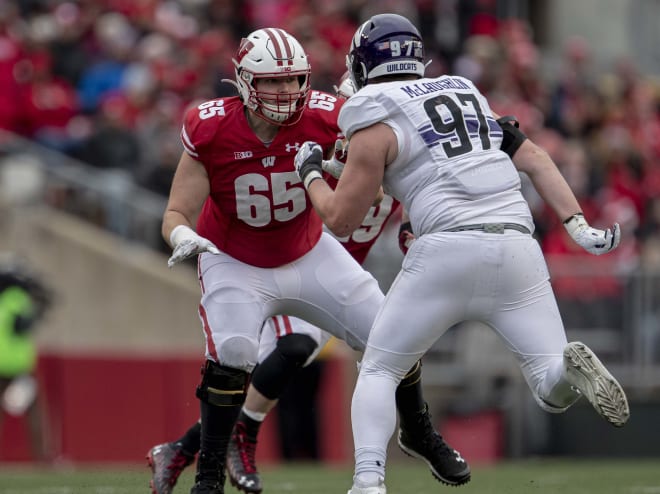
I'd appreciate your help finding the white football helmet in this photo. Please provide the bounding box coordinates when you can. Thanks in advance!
[232,28,311,125]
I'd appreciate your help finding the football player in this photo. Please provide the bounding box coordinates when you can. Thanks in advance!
[147,73,440,494]
[157,27,468,494]
[294,13,629,494]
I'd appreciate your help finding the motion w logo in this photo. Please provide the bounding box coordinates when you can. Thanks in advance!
[262,156,276,167]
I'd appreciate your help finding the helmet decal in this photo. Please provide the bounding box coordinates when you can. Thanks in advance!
[262,28,294,67]
[352,20,369,49]
[236,38,254,64]
[346,13,425,91]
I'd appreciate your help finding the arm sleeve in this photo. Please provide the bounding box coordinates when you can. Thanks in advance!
[496,115,527,158]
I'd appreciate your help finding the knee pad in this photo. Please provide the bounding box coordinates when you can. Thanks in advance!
[196,360,249,407]
[250,334,318,400]
[276,333,318,366]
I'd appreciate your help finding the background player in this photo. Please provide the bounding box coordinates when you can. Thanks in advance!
[0,253,53,462]
[294,13,629,494]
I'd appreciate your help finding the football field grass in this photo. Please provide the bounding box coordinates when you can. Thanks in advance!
[0,458,658,493]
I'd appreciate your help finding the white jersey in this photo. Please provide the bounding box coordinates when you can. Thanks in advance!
[339,75,535,236]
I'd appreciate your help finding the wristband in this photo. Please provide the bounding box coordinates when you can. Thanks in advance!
[303,170,323,189]
[563,213,588,239]
[562,212,584,224]
[169,224,196,247]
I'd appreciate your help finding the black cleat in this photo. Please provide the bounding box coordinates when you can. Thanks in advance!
[190,480,224,494]
[226,421,263,494]
[190,451,225,494]
[398,404,471,486]
[147,442,195,494]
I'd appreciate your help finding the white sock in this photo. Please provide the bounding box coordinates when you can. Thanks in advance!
[242,407,267,422]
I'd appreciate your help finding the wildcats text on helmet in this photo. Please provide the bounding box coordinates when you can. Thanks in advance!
[387,62,418,73]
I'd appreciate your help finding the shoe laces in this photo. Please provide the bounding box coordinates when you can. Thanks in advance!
[233,423,258,474]
[196,452,226,487]
[426,430,456,458]
[412,410,455,458]
[193,479,224,494]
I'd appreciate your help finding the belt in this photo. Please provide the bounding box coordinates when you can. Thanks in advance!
[444,223,531,234]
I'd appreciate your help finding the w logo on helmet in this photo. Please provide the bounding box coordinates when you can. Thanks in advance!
[236,38,254,63]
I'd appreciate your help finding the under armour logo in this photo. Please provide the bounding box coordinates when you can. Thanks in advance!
[454,450,466,463]
[262,156,276,167]
[239,475,255,487]
[285,142,301,152]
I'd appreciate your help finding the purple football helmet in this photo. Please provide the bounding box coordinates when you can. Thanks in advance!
[347,13,425,91]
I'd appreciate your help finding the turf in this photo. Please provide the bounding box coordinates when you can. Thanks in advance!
[0,458,658,493]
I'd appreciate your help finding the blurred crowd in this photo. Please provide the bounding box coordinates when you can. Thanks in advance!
[1,0,659,278]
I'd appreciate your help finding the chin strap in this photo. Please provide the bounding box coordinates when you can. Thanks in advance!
[221,78,241,93]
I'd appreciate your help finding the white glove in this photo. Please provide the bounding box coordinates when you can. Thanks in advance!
[167,225,220,268]
[333,76,356,99]
[322,157,345,179]
[563,213,621,255]
[321,138,348,179]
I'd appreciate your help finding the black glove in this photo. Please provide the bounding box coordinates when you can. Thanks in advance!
[294,141,324,190]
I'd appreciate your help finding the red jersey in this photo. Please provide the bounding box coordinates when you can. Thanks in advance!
[182,92,343,267]
[326,176,401,264]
